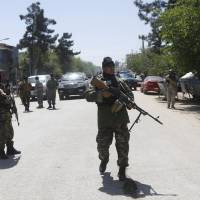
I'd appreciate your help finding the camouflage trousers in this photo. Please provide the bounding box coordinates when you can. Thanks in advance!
[167,87,177,108]
[47,90,56,106]
[36,91,43,107]
[0,119,14,151]
[21,94,31,110]
[96,123,130,167]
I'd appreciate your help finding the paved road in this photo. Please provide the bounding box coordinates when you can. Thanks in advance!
[0,91,200,200]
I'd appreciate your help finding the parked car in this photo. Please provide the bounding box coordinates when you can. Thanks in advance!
[58,72,89,100]
[28,74,51,99]
[180,72,200,99]
[141,76,164,94]
[118,71,138,90]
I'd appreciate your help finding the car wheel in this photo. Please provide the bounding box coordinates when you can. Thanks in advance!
[143,90,147,94]
[59,94,64,100]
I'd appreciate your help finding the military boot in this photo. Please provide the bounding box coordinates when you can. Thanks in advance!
[118,167,127,181]
[99,160,108,174]
[6,141,21,156]
[47,104,52,109]
[0,150,9,160]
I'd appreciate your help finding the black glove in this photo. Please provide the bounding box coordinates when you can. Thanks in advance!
[108,87,120,97]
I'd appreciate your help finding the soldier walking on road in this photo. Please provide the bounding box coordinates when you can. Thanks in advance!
[0,89,21,160]
[165,69,178,109]
[35,76,44,108]
[19,77,32,112]
[85,57,134,181]
[46,74,58,110]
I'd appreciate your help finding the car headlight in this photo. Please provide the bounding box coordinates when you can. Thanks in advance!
[77,82,85,87]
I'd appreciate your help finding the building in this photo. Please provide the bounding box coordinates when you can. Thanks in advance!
[0,43,18,83]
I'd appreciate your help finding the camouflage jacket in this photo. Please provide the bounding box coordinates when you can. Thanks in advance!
[85,74,134,127]
[0,93,12,121]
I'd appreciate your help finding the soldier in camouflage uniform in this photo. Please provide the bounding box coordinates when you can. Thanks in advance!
[35,76,44,108]
[19,77,32,112]
[85,57,134,181]
[165,69,178,109]
[46,74,58,110]
[0,89,21,160]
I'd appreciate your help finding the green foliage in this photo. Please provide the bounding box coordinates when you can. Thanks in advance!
[18,2,58,74]
[160,0,200,73]
[19,50,97,77]
[134,0,168,53]
[126,49,173,75]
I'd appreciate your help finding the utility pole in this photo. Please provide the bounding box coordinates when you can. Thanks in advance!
[139,35,146,52]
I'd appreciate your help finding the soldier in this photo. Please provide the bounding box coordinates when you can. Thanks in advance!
[19,77,32,112]
[85,57,134,181]
[35,76,44,108]
[46,74,58,109]
[165,69,178,109]
[0,89,21,159]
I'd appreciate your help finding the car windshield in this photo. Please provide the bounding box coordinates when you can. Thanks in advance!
[28,77,47,83]
[145,76,163,82]
[119,73,134,79]
[62,73,84,81]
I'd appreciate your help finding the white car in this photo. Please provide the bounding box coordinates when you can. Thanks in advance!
[28,74,51,99]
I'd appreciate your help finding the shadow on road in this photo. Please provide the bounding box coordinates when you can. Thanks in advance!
[156,96,200,115]
[0,156,21,169]
[99,172,177,198]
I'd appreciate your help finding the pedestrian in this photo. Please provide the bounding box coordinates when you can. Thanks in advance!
[35,76,44,108]
[165,69,178,109]
[85,57,134,181]
[4,80,11,95]
[19,77,32,112]
[0,89,21,160]
[46,73,58,109]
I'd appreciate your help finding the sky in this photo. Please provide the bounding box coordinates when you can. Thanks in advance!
[0,0,150,66]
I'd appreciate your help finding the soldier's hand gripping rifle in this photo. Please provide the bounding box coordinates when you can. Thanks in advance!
[91,77,163,132]
[10,94,20,126]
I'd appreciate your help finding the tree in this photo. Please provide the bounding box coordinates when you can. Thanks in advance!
[160,0,200,73]
[126,48,173,75]
[18,2,58,75]
[55,33,80,73]
[134,0,177,53]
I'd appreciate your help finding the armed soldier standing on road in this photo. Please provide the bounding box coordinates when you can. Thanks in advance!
[165,69,178,109]
[0,89,21,160]
[35,76,44,108]
[85,57,134,181]
[19,77,32,112]
[46,74,58,110]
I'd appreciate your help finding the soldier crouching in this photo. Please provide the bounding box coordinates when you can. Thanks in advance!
[0,89,21,160]
[85,57,134,181]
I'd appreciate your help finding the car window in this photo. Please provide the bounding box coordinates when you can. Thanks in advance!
[144,76,163,82]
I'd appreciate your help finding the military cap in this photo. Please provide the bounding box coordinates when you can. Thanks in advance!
[102,57,115,68]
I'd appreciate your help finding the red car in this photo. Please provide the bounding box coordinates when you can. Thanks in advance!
[141,76,164,94]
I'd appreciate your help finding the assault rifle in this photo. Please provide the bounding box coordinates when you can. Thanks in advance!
[10,94,20,126]
[118,91,163,132]
[91,77,163,132]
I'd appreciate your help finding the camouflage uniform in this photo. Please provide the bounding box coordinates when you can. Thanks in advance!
[165,71,178,108]
[85,73,133,168]
[35,79,44,108]
[19,80,32,112]
[46,77,58,109]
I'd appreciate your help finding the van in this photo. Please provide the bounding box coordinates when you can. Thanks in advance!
[28,75,51,99]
